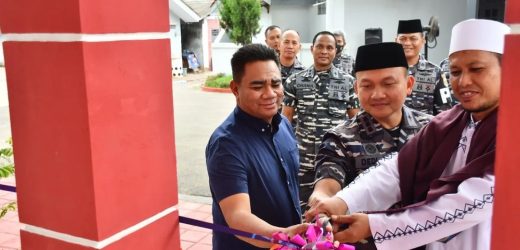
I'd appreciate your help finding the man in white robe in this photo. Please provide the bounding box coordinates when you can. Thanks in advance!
[306,19,510,250]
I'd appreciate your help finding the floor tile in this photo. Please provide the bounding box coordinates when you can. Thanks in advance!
[187,243,212,250]
[181,240,194,250]
[180,230,209,243]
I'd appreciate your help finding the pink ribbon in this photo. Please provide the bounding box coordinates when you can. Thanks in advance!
[270,218,355,250]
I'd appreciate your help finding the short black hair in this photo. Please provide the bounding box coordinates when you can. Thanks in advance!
[312,31,336,45]
[265,25,281,37]
[231,44,280,83]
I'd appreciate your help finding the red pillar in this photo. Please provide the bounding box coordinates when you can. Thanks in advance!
[0,0,180,249]
[492,2,520,249]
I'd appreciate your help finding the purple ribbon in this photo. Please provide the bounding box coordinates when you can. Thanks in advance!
[179,216,302,248]
[0,184,16,192]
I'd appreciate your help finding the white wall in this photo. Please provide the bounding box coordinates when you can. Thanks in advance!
[211,43,239,75]
[326,0,345,33]
[336,0,477,64]
[269,1,327,43]
[298,43,314,68]
[271,5,310,42]
[169,14,183,76]
[170,15,182,61]
[307,5,327,43]
[256,6,273,43]
[211,42,314,76]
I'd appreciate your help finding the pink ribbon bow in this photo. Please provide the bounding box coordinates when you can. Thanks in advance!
[270,217,355,250]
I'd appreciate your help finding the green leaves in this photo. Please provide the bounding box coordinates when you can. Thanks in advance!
[219,0,262,45]
[0,202,16,218]
[0,137,14,178]
[0,164,14,179]
[0,148,13,157]
[0,137,16,218]
[205,74,232,88]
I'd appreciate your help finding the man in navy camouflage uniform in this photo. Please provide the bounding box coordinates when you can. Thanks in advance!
[279,29,305,87]
[307,42,432,208]
[396,19,453,115]
[439,57,450,82]
[333,31,355,76]
[282,31,360,213]
[439,57,458,104]
[265,25,282,54]
[279,29,305,124]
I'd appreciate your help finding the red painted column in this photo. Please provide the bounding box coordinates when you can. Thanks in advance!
[0,0,180,249]
[492,2,520,249]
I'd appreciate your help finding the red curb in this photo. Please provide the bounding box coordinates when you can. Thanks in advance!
[201,86,232,93]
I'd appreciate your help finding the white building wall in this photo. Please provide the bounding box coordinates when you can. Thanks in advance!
[256,7,273,43]
[211,43,239,75]
[202,18,210,69]
[269,1,329,43]
[271,5,310,42]
[336,0,477,64]
[169,14,183,76]
[211,42,314,75]
[326,0,345,33]
[307,5,327,43]
[298,43,314,68]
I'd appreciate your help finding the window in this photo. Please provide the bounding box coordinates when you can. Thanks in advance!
[317,0,326,15]
[477,0,505,22]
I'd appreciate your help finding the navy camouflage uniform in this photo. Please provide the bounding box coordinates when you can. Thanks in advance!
[439,57,458,104]
[439,57,450,83]
[315,106,432,188]
[406,55,453,115]
[333,53,355,76]
[280,58,305,125]
[281,58,306,87]
[284,65,359,211]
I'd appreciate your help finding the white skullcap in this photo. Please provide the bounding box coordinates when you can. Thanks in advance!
[449,19,511,56]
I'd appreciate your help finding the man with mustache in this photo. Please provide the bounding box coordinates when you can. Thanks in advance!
[396,19,454,115]
[333,30,355,76]
[308,42,432,212]
[206,44,307,249]
[307,19,510,250]
[282,31,360,214]
[279,29,305,86]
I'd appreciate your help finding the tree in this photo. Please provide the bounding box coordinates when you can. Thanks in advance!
[219,0,261,45]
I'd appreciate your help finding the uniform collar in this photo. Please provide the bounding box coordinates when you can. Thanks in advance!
[356,110,380,137]
[401,106,423,129]
[293,58,305,69]
[356,106,424,137]
[410,54,430,71]
[304,65,342,79]
[234,106,281,134]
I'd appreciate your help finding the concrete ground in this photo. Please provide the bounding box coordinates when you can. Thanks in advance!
[173,73,235,197]
[0,67,236,249]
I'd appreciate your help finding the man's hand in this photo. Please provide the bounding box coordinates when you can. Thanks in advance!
[281,223,310,237]
[304,196,348,222]
[308,179,342,210]
[331,213,372,243]
[308,191,329,209]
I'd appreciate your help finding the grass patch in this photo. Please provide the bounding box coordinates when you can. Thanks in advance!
[205,73,232,88]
